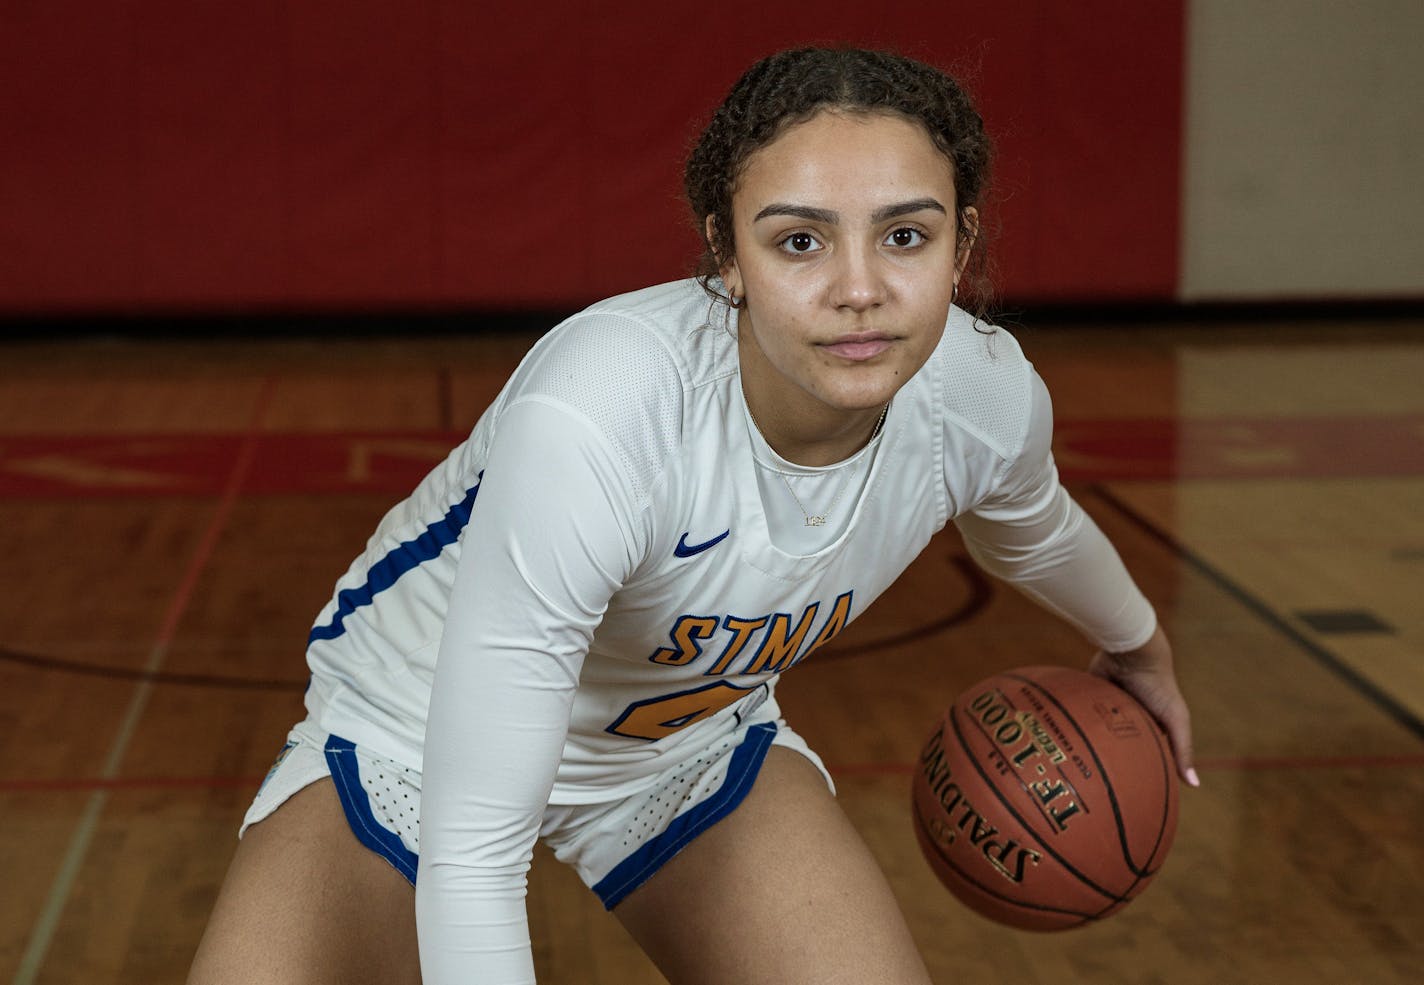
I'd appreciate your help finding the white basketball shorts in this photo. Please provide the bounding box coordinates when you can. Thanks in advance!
[240,702,832,908]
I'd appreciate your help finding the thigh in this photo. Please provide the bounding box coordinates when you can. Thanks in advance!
[612,746,932,985]
[186,778,420,985]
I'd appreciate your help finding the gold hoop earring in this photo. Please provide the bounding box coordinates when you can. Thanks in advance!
[951,281,959,305]
[728,291,743,309]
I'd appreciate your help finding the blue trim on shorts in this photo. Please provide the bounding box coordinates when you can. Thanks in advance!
[324,735,420,885]
[592,721,777,910]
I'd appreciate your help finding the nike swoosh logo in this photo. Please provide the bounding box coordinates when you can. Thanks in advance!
[674,529,730,558]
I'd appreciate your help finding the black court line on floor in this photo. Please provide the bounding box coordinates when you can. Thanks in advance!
[0,555,991,687]
[1295,609,1396,635]
[0,645,306,690]
[1090,484,1424,743]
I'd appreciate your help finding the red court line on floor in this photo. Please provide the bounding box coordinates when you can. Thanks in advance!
[0,430,460,497]
[149,400,271,649]
[1,415,1421,497]
[0,775,270,792]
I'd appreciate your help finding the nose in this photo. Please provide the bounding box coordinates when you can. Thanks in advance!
[827,242,887,312]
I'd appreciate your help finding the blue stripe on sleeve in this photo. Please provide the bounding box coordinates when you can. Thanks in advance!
[307,474,482,645]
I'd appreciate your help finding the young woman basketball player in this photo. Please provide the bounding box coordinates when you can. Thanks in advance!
[187,47,1196,985]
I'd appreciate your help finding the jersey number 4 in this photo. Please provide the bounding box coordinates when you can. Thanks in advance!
[605,681,761,741]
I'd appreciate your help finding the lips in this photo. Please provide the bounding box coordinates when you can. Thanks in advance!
[821,333,894,361]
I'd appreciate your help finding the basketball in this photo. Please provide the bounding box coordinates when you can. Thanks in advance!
[911,665,1178,931]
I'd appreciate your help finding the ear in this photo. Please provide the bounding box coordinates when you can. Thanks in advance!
[954,206,979,279]
[705,214,741,295]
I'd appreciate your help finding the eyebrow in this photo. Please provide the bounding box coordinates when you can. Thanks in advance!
[752,197,947,224]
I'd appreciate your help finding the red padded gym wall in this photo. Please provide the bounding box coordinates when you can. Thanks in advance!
[0,2,1183,314]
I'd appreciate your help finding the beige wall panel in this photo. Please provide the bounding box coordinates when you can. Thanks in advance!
[1183,1,1424,299]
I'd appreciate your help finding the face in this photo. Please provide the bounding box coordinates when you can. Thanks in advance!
[718,110,975,443]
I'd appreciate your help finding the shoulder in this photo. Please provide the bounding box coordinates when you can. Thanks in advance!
[927,307,1041,462]
[495,279,731,500]
[580,277,719,328]
[512,278,729,394]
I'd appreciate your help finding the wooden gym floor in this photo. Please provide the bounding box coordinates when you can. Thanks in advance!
[1,314,1421,983]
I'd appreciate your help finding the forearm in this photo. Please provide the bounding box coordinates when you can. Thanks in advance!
[959,484,1156,652]
[416,864,537,984]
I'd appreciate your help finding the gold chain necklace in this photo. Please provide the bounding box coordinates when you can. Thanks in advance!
[747,403,889,527]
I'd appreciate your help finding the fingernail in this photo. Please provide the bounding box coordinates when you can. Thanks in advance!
[1185,768,1201,788]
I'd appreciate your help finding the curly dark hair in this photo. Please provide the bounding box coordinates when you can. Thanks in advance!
[685,47,993,319]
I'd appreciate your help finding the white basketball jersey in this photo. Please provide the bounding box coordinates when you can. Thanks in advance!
[304,277,1152,796]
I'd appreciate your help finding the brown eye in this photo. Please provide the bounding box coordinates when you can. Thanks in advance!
[887,227,925,248]
[778,232,822,255]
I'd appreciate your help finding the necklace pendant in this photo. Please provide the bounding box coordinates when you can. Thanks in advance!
[805,515,826,527]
